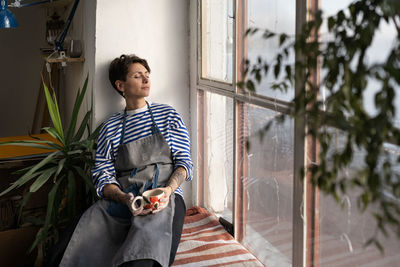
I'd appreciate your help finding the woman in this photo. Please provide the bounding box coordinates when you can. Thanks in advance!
[60,54,193,267]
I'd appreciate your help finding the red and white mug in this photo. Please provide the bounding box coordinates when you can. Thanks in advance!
[132,188,165,211]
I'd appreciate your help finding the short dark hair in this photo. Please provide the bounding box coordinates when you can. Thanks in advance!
[108,54,151,97]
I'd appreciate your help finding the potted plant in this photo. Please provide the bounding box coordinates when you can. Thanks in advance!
[0,75,101,260]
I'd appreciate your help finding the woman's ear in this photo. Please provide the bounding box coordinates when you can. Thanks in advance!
[115,80,124,95]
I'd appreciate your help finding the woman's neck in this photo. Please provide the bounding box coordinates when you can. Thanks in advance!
[125,98,146,110]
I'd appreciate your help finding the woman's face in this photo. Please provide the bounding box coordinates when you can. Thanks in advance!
[118,63,151,99]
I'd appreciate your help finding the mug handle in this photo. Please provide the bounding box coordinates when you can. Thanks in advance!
[131,196,144,211]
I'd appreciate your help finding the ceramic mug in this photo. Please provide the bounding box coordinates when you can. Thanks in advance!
[132,188,165,211]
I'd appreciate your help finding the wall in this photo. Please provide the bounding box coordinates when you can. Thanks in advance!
[93,0,192,204]
[63,0,96,130]
[0,1,93,138]
[0,6,47,137]
[0,0,194,206]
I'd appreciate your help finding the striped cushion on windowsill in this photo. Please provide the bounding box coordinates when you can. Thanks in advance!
[173,206,264,267]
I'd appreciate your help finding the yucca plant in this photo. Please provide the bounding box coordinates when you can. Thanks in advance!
[0,74,101,253]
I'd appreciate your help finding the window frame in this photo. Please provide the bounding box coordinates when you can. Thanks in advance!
[195,0,400,266]
[198,0,236,91]
[195,0,311,266]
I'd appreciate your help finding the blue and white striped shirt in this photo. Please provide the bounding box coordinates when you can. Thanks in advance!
[92,102,193,198]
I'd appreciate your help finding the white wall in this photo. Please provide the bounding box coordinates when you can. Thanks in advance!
[93,0,192,205]
[63,0,96,131]
[0,6,47,137]
[0,0,194,206]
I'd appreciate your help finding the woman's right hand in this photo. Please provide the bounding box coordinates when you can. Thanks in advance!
[124,192,152,216]
[103,184,151,216]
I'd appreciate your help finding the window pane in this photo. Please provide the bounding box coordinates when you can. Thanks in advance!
[203,92,234,221]
[240,104,294,265]
[318,128,400,265]
[201,0,234,83]
[247,0,296,101]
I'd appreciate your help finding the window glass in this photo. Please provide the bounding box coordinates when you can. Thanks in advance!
[201,0,234,83]
[318,128,400,265]
[240,104,294,265]
[203,92,234,221]
[247,0,296,101]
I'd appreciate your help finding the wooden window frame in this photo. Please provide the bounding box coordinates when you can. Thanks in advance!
[195,0,322,266]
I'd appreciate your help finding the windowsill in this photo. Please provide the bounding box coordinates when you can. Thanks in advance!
[243,223,292,266]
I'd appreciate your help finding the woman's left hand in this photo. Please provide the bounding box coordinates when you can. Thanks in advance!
[152,186,173,213]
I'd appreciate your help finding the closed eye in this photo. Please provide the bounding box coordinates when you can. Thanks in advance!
[133,73,150,79]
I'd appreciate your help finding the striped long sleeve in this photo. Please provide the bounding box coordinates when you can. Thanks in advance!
[92,102,193,198]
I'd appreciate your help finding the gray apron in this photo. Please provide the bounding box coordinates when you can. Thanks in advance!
[60,102,175,267]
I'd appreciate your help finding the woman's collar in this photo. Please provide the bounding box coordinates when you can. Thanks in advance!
[125,101,152,115]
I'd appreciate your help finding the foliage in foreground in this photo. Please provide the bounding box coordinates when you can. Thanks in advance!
[241,0,400,248]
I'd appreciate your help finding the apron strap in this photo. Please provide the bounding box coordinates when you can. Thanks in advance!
[146,101,161,134]
[121,108,128,143]
[121,101,159,144]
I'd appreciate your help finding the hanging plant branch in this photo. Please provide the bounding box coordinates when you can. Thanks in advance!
[241,0,400,248]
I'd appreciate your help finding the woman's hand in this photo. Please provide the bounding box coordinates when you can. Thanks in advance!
[103,184,151,216]
[123,192,152,216]
[152,166,186,214]
[152,186,173,213]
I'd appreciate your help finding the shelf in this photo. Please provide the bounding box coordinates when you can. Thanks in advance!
[46,57,84,63]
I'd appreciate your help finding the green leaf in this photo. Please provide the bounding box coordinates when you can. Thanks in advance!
[0,141,56,151]
[279,34,288,45]
[0,139,62,151]
[43,82,64,141]
[55,158,66,178]
[274,62,281,78]
[28,176,64,252]
[12,165,33,175]
[0,152,58,197]
[327,16,335,31]
[17,192,32,224]
[262,30,275,39]
[67,150,83,155]
[255,69,262,83]
[28,227,47,253]
[44,177,63,228]
[73,166,97,198]
[43,127,64,147]
[246,80,255,92]
[245,28,253,36]
[29,167,57,193]
[337,10,345,24]
[66,75,89,145]
[263,64,269,75]
[73,110,91,142]
[67,171,77,218]
[88,123,103,141]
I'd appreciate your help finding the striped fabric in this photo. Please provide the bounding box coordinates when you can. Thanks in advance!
[92,102,193,198]
[173,206,264,267]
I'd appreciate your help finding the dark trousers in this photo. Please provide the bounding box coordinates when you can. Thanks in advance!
[47,194,186,267]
